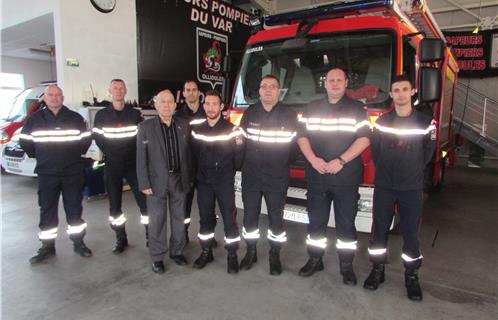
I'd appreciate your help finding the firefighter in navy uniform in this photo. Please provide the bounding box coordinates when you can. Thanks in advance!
[92,79,147,254]
[364,75,436,301]
[175,80,207,243]
[239,75,299,275]
[20,85,93,264]
[297,68,370,284]
[190,91,244,274]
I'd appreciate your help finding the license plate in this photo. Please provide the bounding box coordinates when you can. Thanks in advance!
[6,161,19,169]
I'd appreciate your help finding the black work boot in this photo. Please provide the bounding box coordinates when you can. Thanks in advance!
[144,225,149,248]
[227,248,239,274]
[73,239,93,257]
[405,269,423,301]
[29,241,56,264]
[193,247,214,269]
[340,261,357,286]
[112,228,128,254]
[298,257,324,277]
[269,247,282,275]
[363,263,385,290]
[239,243,257,271]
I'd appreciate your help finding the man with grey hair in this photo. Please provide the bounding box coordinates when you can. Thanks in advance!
[136,89,194,274]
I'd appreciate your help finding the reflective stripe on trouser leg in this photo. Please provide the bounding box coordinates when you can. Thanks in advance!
[306,234,327,258]
[38,227,58,240]
[67,222,87,241]
[336,238,357,263]
[306,183,332,258]
[331,185,359,263]
[397,189,424,270]
[224,236,240,249]
[60,173,85,240]
[369,187,396,257]
[37,174,61,234]
[212,179,239,249]
[241,188,262,244]
[402,252,423,270]
[197,182,217,236]
[267,230,287,248]
[262,190,286,243]
[104,165,125,217]
[109,213,127,228]
[140,214,149,225]
[197,232,215,248]
[368,247,388,264]
[242,227,260,241]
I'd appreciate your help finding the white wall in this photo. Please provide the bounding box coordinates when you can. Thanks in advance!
[54,0,138,107]
[0,56,56,87]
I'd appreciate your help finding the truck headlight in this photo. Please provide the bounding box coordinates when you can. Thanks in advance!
[358,199,373,212]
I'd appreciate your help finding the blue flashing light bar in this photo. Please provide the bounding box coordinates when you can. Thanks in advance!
[264,0,393,26]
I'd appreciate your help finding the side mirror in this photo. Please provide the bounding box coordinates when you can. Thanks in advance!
[420,38,444,63]
[419,67,441,103]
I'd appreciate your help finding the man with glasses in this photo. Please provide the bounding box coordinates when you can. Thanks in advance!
[238,75,299,275]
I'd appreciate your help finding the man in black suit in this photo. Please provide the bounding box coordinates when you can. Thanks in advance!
[136,89,193,274]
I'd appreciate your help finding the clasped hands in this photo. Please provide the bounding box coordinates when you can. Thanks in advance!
[310,157,344,175]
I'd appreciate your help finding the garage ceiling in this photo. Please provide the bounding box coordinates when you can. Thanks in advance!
[1,13,54,62]
[1,1,497,62]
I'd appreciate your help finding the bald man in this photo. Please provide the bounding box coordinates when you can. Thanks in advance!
[297,68,370,283]
[136,90,194,274]
[20,85,93,264]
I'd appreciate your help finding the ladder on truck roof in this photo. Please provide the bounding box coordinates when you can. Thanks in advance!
[263,0,445,41]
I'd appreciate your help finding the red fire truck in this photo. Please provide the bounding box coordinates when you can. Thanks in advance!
[226,0,458,232]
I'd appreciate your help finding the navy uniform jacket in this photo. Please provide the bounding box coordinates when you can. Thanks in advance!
[371,109,437,190]
[190,118,244,184]
[299,95,370,186]
[239,102,299,192]
[175,103,206,121]
[93,104,143,166]
[19,106,91,175]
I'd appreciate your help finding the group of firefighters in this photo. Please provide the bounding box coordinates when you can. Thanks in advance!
[19,67,436,302]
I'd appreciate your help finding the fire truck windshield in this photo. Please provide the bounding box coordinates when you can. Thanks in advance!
[233,32,393,109]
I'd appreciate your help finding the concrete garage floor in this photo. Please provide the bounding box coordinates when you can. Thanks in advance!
[1,166,497,320]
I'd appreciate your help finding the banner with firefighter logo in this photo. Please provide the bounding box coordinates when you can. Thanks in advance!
[197,27,228,89]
